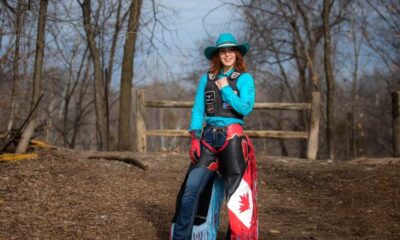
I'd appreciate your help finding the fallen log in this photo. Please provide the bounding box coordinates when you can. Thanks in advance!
[16,118,39,153]
[0,153,38,162]
[87,155,148,170]
[30,139,57,149]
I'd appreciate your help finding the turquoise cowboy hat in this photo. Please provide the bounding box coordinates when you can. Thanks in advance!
[204,33,249,60]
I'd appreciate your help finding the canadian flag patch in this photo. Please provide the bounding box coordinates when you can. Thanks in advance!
[227,178,253,229]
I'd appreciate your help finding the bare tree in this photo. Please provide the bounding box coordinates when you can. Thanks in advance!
[31,0,48,108]
[117,0,143,151]
[236,0,327,155]
[346,8,365,159]
[322,0,335,160]
[232,0,352,158]
[79,0,108,150]
[105,0,124,149]
[3,0,25,132]
[364,0,399,87]
[16,0,49,153]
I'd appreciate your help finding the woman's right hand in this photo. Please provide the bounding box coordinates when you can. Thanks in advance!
[189,130,201,164]
[215,77,228,90]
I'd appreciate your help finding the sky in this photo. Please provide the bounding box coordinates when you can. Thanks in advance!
[165,1,242,47]
[134,0,244,84]
[158,1,232,49]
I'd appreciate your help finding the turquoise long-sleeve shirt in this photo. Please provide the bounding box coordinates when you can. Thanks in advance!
[189,68,255,131]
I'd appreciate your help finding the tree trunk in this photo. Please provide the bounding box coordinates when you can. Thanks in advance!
[118,0,143,151]
[16,0,48,153]
[81,0,108,150]
[350,16,361,160]
[105,0,123,150]
[293,36,309,158]
[106,0,123,87]
[323,0,335,160]
[31,0,48,110]
[7,1,24,132]
[346,112,355,160]
[16,118,38,153]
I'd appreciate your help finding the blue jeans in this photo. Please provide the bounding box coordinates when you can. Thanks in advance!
[172,126,227,240]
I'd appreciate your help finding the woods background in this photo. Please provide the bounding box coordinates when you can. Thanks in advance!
[0,0,398,160]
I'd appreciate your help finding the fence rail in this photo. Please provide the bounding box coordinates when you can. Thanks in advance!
[146,101,312,110]
[135,90,321,160]
[146,129,309,139]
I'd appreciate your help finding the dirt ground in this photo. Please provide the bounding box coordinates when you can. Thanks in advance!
[0,149,399,240]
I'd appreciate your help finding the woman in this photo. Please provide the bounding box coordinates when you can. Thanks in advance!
[171,33,258,240]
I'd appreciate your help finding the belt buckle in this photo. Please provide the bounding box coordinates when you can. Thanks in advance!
[208,125,226,132]
[215,126,226,132]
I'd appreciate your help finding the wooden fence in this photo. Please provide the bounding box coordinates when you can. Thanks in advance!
[135,90,321,160]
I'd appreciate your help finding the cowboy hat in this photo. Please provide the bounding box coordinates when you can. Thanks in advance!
[204,33,249,60]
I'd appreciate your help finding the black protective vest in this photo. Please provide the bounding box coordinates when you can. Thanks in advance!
[204,71,243,119]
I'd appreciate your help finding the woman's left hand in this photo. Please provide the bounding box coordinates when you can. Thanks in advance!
[215,77,228,90]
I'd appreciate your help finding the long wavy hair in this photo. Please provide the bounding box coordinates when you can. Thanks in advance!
[209,48,248,75]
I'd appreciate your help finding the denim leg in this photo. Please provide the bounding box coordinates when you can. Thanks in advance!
[215,130,227,148]
[173,167,215,240]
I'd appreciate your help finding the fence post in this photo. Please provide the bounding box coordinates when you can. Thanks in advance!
[392,92,400,157]
[135,89,147,152]
[131,87,137,149]
[307,91,320,160]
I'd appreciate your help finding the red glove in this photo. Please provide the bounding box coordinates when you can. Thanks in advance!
[189,130,201,164]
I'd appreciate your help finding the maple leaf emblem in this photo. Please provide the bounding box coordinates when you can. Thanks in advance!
[239,193,250,213]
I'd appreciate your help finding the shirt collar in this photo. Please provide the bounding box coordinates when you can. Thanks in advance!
[219,68,235,78]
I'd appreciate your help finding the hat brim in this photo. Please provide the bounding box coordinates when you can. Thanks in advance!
[204,43,249,60]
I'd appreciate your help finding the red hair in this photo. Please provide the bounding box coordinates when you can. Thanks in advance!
[209,48,248,75]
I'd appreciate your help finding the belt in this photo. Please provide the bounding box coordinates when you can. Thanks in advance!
[205,123,243,134]
[206,125,227,132]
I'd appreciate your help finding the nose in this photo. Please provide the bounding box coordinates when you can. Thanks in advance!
[221,49,231,56]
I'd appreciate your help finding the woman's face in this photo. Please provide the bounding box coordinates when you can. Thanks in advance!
[219,47,236,68]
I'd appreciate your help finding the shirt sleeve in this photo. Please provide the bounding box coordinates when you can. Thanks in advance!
[220,72,255,117]
[189,74,208,131]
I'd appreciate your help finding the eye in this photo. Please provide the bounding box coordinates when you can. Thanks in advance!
[220,48,233,53]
